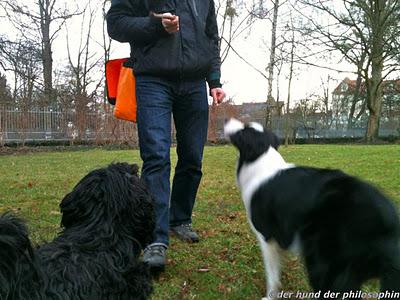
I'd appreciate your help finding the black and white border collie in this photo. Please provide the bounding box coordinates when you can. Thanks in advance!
[224,118,400,300]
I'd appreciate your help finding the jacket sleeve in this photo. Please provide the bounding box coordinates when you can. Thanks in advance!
[205,0,222,89]
[106,0,168,45]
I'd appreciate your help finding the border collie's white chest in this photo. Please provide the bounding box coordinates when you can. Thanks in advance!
[237,147,294,213]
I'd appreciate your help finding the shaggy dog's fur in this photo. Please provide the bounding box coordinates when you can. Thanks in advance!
[0,163,155,300]
[224,118,400,300]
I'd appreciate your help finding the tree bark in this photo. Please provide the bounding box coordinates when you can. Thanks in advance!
[347,52,366,129]
[37,0,54,105]
[285,29,295,147]
[265,0,279,128]
[365,0,385,143]
[365,59,383,142]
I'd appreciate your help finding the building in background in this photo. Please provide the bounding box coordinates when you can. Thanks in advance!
[332,77,400,131]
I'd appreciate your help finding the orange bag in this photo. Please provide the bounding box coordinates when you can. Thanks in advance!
[105,58,137,122]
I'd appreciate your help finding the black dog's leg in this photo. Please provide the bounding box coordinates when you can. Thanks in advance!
[124,261,153,300]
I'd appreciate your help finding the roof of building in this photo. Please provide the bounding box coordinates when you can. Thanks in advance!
[333,77,400,95]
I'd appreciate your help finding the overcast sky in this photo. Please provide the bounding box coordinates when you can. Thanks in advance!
[2,0,355,105]
[103,6,354,105]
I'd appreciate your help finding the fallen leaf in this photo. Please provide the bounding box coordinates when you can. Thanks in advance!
[198,268,209,272]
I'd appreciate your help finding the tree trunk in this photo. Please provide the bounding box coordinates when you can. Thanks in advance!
[265,0,279,128]
[40,0,53,106]
[365,57,383,142]
[365,80,383,142]
[42,38,53,104]
[347,72,363,129]
[285,29,295,147]
[365,1,385,143]
[347,50,366,129]
[102,0,112,103]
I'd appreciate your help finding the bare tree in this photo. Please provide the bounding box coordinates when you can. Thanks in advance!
[284,19,295,146]
[101,0,112,104]
[266,0,279,127]
[320,76,332,128]
[215,0,262,66]
[292,96,317,138]
[346,51,367,129]
[0,72,12,105]
[208,98,239,142]
[65,1,103,140]
[297,0,400,142]
[0,37,42,106]
[0,0,81,105]
[249,0,288,127]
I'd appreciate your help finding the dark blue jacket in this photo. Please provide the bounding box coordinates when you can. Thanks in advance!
[106,0,222,89]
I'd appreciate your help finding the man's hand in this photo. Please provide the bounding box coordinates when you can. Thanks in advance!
[210,88,226,105]
[161,13,179,34]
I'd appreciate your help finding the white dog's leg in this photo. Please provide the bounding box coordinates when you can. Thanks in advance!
[256,234,281,300]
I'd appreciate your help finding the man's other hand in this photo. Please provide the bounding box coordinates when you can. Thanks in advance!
[210,88,226,105]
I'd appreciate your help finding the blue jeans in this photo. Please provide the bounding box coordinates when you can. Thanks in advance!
[136,75,209,246]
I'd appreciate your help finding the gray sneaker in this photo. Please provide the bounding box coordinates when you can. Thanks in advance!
[170,223,200,243]
[143,243,167,274]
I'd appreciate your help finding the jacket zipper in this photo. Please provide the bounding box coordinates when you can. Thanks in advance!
[178,6,184,81]
[190,0,199,16]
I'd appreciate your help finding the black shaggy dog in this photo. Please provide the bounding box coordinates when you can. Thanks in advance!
[0,163,155,300]
[224,118,400,300]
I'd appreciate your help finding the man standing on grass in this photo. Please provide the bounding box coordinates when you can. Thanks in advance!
[106,0,226,273]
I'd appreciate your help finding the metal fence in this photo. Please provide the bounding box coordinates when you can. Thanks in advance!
[1,105,399,145]
[210,115,400,141]
[0,105,138,145]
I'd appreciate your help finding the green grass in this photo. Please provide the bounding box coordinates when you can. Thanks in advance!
[0,144,399,299]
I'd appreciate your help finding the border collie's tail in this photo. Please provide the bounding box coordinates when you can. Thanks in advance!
[0,213,36,299]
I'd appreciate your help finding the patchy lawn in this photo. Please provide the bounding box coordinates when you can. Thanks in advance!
[0,144,399,299]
